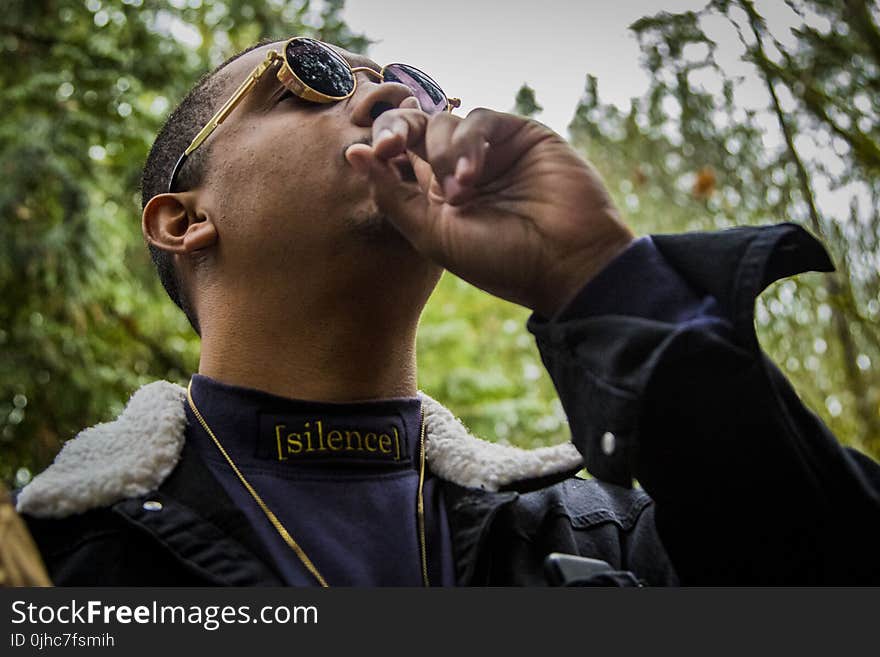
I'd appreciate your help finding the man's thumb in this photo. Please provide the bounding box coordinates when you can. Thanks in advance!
[348,147,433,250]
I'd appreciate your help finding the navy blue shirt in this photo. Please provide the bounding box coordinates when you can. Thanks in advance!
[185,236,719,586]
[186,375,456,586]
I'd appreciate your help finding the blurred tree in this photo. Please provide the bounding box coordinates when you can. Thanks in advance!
[513,83,543,118]
[567,0,879,456]
[4,0,877,491]
[0,0,569,490]
[0,0,372,488]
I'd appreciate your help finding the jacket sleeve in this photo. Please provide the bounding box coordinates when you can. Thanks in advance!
[527,222,880,584]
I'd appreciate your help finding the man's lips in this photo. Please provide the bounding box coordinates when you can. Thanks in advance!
[389,153,417,182]
[345,138,417,182]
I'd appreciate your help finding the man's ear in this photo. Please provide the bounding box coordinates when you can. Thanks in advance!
[142,193,218,254]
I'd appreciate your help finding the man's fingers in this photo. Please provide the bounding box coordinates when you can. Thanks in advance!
[424,108,534,204]
[369,107,485,191]
[345,146,438,254]
[423,112,464,177]
[352,106,543,206]
[448,114,493,186]
[406,150,437,196]
[370,108,431,161]
[456,108,538,181]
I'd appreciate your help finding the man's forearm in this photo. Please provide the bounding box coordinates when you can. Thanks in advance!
[528,222,880,583]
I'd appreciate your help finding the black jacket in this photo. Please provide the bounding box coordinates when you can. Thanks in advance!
[19,223,880,585]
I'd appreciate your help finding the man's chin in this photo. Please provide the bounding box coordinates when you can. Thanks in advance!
[343,209,441,290]
[347,209,414,249]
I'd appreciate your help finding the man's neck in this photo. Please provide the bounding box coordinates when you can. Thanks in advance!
[196,301,421,403]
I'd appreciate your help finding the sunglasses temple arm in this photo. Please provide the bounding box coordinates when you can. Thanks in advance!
[182,51,282,158]
[168,153,188,193]
[168,51,281,192]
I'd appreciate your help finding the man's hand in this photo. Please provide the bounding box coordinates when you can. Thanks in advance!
[345,101,634,317]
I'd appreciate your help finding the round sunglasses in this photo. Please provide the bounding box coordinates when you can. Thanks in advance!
[167,37,460,193]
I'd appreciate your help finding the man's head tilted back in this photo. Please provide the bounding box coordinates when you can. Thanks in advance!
[140,39,442,340]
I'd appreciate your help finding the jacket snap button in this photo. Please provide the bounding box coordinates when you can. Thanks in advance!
[601,432,616,456]
[142,500,163,511]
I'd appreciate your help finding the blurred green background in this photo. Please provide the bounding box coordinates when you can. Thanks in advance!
[2,0,878,488]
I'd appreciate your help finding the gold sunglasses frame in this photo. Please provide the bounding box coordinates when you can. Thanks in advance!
[167,36,461,192]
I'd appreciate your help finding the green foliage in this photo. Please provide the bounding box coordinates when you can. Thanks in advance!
[3,0,877,490]
[568,0,880,456]
[0,0,373,487]
[418,273,567,451]
[513,83,543,118]
[0,0,567,490]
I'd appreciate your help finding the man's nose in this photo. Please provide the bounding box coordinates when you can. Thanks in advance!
[350,74,417,127]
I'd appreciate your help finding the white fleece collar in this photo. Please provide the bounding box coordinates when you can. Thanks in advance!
[17,380,583,519]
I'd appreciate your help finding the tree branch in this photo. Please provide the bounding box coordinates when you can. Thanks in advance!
[739,0,880,448]
[844,0,880,67]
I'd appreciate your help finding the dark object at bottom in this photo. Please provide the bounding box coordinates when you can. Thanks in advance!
[543,552,642,587]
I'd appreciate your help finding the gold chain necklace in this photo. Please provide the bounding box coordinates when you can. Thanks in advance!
[186,380,430,587]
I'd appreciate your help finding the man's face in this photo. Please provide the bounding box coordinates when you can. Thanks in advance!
[195,39,434,287]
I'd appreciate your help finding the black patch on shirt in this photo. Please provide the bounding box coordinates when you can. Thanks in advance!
[257,413,410,466]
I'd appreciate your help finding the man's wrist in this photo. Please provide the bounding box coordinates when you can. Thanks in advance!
[532,233,733,327]
[533,227,635,319]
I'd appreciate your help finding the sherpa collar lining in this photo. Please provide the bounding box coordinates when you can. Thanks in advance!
[17,380,583,519]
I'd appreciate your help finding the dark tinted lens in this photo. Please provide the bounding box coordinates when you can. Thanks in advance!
[383,64,448,114]
[285,38,354,98]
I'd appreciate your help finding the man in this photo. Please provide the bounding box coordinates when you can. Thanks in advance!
[17,37,880,585]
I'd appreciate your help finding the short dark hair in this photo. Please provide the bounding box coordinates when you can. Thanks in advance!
[140,40,273,336]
